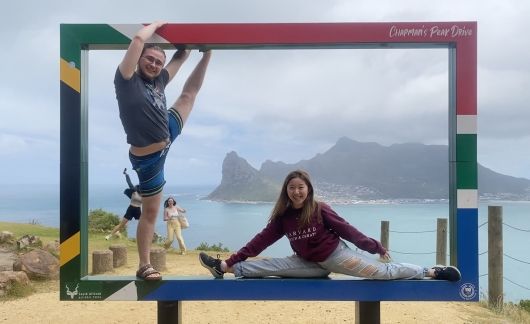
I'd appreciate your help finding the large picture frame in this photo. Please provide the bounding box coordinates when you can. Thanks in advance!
[60,22,477,301]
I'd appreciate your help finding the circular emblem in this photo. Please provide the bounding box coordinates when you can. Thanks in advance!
[459,283,476,300]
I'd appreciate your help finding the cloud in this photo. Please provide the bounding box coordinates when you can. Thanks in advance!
[181,49,450,148]
[183,123,228,141]
[479,68,530,125]
[0,134,28,155]
[2,0,530,185]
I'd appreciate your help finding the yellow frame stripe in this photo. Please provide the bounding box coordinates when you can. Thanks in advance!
[60,231,80,266]
[60,58,80,92]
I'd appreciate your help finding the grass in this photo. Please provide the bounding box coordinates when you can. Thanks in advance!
[0,222,59,240]
[478,299,530,323]
[2,281,35,300]
[88,231,138,250]
[0,221,60,300]
[0,220,222,275]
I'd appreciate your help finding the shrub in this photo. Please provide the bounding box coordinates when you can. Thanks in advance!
[152,232,165,245]
[88,209,125,235]
[520,300,530,313]
[5,281,34,298]
[196,242,230,252]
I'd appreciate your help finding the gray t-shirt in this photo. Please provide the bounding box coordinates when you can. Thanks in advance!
[114,68,170,147]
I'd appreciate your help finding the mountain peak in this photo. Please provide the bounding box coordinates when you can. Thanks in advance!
[207,152,280,202]
[208,138,530,202]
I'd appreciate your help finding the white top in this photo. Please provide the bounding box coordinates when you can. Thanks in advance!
[130,191,142,207]
[166,206,180,219]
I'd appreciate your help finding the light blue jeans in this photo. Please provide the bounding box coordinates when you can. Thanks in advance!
[233,240,427,279]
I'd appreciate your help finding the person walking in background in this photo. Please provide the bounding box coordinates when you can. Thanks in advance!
[114,21,212,280]
[163,197,187,254]
[199,169,461,282]
[105,168,142,240]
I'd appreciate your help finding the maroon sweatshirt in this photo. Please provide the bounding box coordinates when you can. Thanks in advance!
[225,202,386,267]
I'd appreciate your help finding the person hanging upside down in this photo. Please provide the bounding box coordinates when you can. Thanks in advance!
[105,168,142,240]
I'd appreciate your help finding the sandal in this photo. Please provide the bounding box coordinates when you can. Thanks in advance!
[136,264,162,281]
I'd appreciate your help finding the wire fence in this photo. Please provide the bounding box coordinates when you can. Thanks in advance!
[388,219,530,292]
[389,225,439,255]
[478,220,530,291]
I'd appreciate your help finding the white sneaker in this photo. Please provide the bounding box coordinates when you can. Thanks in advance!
[105,235,111,240]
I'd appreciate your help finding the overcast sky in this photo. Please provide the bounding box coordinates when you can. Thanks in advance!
[1,0,529,187]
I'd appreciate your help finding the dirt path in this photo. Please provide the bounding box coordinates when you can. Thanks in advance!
[0,290,514,323]
[0,249,521,323]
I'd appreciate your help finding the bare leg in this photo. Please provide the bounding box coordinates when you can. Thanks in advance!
[106,218,128,240]
[137,193,163,269]
[171,51,212,125]
[110,218,128,235]
[221,261,233,273]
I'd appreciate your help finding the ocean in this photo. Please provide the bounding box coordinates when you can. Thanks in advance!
[1,184,529,302]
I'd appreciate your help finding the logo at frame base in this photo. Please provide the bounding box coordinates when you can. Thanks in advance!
[65,282,79,299]
[64,282,103,300]
[459,283,477,300]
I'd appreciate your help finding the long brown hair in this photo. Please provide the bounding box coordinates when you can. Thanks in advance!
[269,170,319,227]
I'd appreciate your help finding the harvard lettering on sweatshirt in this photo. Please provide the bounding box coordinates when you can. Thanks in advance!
[225,202,386,267]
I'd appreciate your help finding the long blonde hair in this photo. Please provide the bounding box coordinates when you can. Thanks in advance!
[269,170,320,227]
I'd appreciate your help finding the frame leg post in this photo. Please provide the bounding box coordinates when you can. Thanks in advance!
[157,300,181,324]
[355,301,380,324]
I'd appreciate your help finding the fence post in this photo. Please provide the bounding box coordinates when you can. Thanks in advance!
[488,205,503,309]
[436,218,447,265]
[381,221,389,250]
[355,221,389,324]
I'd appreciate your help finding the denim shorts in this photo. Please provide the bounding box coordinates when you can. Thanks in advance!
[129,108,183,197]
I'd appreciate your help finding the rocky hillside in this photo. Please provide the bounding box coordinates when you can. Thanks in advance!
[206,137,530,202]
[206,151,280,202]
